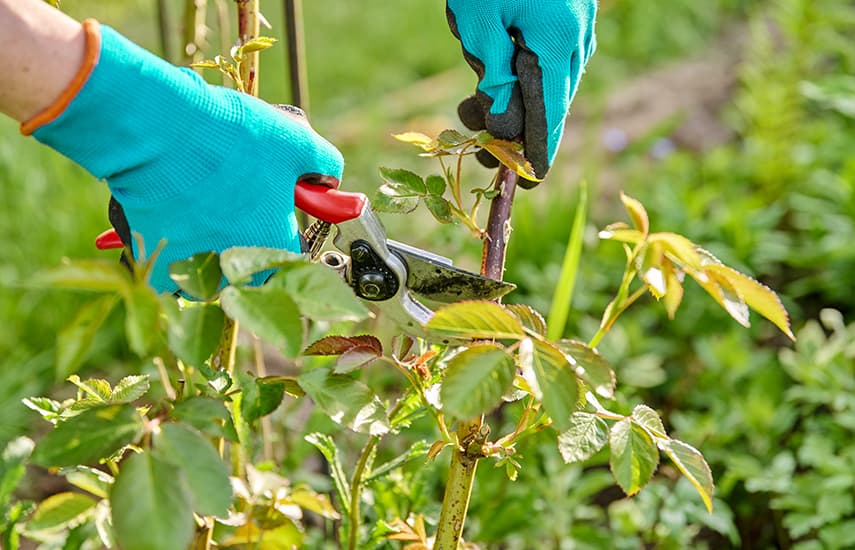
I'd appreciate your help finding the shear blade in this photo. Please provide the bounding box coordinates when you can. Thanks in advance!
[387,240,515,303]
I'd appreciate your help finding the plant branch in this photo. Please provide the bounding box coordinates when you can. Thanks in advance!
[436,164,519,549]
[182,0,208,65]
[283,0,308,109]
[236,0,261,96]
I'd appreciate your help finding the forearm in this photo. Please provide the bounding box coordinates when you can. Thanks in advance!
[0,0,84,122]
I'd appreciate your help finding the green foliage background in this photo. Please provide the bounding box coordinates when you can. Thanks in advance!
[1,0,854,547]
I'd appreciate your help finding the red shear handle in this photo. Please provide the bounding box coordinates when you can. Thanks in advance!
[295,180,367,224]
[95,180,367,250]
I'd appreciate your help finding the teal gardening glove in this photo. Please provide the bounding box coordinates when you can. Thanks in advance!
[25,21,343,294]
[446,0,596,185]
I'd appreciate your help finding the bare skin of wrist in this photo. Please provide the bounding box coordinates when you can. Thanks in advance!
[0,0,84,123]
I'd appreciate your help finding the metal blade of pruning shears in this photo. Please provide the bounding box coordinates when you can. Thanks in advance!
[386,240,515,303]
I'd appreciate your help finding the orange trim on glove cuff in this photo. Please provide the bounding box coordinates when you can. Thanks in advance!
[20,19,101,136]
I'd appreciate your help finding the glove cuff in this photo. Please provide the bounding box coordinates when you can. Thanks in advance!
[20,19,102,136]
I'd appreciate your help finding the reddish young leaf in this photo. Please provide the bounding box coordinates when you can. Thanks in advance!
[303,335,383,357]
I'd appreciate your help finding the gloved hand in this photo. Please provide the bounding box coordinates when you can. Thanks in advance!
[22,20,343,294]
[446,0,596,186]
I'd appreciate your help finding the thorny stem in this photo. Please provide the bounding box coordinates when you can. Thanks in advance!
[198,317,239,550]
[346,397,410,550]
[236,0,261,96]
[435,165,519,549]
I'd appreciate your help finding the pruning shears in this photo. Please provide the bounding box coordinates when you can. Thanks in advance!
[95,177,514,337]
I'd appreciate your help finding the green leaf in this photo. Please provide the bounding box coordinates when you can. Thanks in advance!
[111,451,194,550]
[123,285,163,357]
[547,182,587,340]
[531,339,579,432]
[219,246,304,285]
[170,397,237,442]
[437,129,469,148]
[34,259,131,292]
[426,301,526,341]
[660,438,714,513]
[237,371,286,422]
[298,369,390,435]
[240,35,278,53]
[440,344,515,420]
[155,423,232,517]
[557,340,616,399]
[373,191,420,214]
[426,175,447,196]
[379,167,426,194]
[609,418,659,496]
[271,263,369,322]
[220,285,303,358]
[168,252,222,301]
[631,404,667,438]
[67,375,112,401]
[31,404,143,468]
[111,375,151,403]
[425,196,454,224]
[166,303,226,367]
[60,465,114,499]
[26,492,97,532]
[1,437,34,508]
[304,433,351,513]
[558,412,609,463]
[56,295,118,378]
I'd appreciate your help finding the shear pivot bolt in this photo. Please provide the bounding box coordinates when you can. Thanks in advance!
[358,273,387,299]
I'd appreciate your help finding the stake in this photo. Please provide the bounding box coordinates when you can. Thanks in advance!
[182,0,208,65]
[435,164,519,549]
[283,0,309,110]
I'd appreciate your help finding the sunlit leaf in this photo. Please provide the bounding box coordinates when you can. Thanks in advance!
[609,418,659,496]
[111,451,194,550]
[26,492,97,532]
[479,137,541,181]
[289,485,340,519]
[557,340,616,399]
[299,369,390,435]
[168,252,222,300]
[60,466,113,500]
[239,36,277,53]
[649,232,702,270]
[531,339,579,431]
[638,243,667,299]
[220,285,302,358]
[557,412,609,463]
[631,404,667,438]
[393,132,435,150]
[440,344,515,420]
[110,375,151,403]
[662,259,685,319]
[598,226,645,244]
[620,192,649,236]
[506,304,547,336]
[67,375,111,401]
[690,268,751,328]
[660,438,715,513]
[32,404,143,468]
[436,129,469,148]
[426,301,526,341]
[155,423,232,517]
[705,264,795,340]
